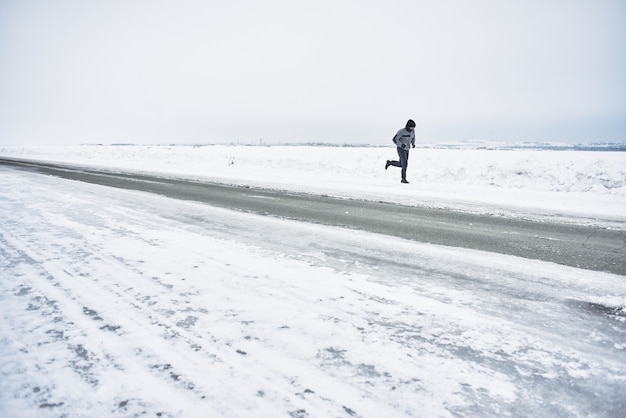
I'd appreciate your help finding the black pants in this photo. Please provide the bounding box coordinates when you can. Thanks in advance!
[390,147,409,180]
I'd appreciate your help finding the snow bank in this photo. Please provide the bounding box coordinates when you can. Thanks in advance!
[1,145,625,223]
[2,144,625,195]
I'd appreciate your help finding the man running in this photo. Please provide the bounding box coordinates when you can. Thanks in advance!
[385,119,416,183]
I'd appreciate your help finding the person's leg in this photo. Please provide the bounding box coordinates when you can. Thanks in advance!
[398,148,409,180]
[388,149,402,168]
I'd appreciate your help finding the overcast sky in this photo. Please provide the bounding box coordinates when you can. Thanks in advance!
[1,0,624,145]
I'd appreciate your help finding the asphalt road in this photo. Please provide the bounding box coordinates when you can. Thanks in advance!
[2,157,625,275]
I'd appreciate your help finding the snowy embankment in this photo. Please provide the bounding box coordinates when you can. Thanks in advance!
[1,144,625,226]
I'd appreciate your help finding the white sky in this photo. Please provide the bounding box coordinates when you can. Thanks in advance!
[1,0,625,145]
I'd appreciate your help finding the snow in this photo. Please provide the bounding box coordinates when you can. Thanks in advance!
[1,144,625,227]
[1,144,625,417]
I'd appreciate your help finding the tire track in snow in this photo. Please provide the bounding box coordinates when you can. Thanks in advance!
[0,175,406,417]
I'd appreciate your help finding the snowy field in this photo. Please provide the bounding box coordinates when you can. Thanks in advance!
[1,144,625,417]
[1,144,625,226]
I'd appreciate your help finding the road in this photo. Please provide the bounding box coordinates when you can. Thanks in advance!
[1,157,625,275]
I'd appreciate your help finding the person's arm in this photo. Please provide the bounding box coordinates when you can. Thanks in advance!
[392,130,400,146]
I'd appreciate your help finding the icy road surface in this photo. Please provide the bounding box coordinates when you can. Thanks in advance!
[1,168,625,417]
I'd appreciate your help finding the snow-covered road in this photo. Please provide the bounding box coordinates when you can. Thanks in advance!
[1,167,625,417]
